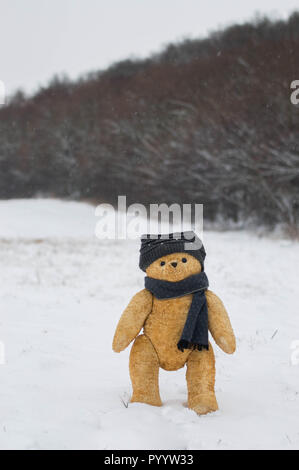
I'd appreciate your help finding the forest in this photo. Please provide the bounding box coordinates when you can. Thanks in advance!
[0,13,299,230]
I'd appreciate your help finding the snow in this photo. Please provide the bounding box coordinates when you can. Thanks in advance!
[0,199,298,450]
[0,199,96,239]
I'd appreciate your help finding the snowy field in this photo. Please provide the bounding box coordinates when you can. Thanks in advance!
[0,199,298,450]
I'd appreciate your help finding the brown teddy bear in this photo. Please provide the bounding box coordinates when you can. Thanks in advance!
[113,232,236,415]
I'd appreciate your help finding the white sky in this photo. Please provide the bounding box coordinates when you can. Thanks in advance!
[1,0,298,96]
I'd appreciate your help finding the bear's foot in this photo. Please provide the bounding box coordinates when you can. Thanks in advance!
[131,393,162,407]
[188,392,218,415]
[129,335,162,408]
[186,345,218,415]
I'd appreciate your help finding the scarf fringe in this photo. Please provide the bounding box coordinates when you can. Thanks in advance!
[177,340,209,353]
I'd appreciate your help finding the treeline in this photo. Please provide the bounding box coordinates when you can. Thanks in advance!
[0,13,299,229]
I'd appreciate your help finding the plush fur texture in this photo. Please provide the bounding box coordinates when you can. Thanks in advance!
[113,252,236,415]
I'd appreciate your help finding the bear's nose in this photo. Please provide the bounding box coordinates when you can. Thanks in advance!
[171,262,177,268]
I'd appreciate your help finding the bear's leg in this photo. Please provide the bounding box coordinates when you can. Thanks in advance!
[129,334,162,406]
[186,343,218,415]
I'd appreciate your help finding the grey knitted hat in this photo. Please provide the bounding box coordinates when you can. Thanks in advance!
[139,231,206,272]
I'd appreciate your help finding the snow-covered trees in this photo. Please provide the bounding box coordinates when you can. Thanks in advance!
[0,13,298,230]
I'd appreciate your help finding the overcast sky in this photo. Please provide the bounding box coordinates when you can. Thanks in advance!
[1,0,298,96]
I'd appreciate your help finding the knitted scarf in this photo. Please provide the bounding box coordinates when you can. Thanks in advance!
[145,272,209,352]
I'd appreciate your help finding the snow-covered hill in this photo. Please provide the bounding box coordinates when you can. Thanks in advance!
[0,199,298,450]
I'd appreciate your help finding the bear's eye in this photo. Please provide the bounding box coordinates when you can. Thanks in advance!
[160,261,165,266]
[182,258,187,263]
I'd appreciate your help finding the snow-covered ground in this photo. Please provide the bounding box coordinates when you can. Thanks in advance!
[0,199,298,450]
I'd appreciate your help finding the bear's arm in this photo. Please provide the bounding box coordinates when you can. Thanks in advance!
[112,289,153,353]
[206,290,236,354]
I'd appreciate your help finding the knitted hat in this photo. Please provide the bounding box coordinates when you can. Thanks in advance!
[139,231,206,272]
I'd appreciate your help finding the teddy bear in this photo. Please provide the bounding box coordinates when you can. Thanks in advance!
[112,231,236,415]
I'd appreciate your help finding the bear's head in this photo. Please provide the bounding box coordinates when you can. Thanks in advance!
[146,252,202,282]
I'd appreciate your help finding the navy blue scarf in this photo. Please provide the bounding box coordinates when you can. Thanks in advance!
[145,272,209,352]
